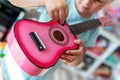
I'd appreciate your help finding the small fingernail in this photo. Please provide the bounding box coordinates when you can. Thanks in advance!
[74,40,77,42]
[66,51,69,53]
[74,40,79,43]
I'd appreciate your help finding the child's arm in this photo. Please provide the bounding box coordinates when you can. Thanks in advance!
[8,0,68,24]
[61,39,87,67]
[8,0,45,8]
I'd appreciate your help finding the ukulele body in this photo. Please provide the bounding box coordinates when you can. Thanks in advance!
[7,19,78,76]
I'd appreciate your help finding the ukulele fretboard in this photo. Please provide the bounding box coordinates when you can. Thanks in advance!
[69,19,102,35]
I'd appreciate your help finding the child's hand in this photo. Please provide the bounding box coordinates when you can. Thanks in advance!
[44,0,68,24]
[61,39,87,67]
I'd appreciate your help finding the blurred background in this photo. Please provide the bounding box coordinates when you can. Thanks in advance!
[0,0,120,80]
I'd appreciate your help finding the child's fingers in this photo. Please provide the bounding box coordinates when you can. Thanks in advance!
[59,9,66,24]
[61,54,76,63]
[74,39,84,46]
[65,49,81,56]
[65,39,85,56]
[64,6,68,19]
[54,10,59,20]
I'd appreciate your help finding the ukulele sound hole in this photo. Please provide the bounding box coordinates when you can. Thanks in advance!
[53,30,64,42]
[49,26,69,46]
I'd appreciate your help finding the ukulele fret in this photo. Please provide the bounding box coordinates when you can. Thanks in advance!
[29,32,46,51]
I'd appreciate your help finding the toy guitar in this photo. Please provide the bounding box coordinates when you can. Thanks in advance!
[7,17,113,76]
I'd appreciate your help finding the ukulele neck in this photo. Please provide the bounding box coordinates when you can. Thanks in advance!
[69,19,102,35]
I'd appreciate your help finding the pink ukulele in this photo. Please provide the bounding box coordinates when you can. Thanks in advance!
[7,17,113,76]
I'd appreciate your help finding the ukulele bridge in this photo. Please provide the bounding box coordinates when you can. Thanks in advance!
[29,32,46,51]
